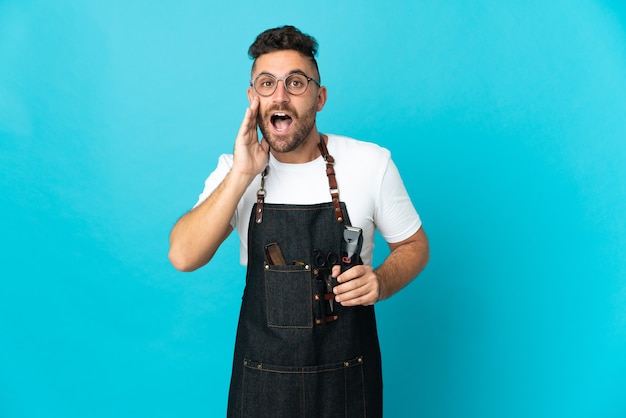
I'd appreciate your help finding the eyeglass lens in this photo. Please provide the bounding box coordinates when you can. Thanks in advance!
[253,74,310,96]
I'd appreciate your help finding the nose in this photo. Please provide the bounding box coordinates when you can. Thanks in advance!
[272,79,290,103]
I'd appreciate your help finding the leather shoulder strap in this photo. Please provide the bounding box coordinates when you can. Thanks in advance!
[318,134,344,223]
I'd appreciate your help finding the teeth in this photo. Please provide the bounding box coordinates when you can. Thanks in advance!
[274,113,286,117]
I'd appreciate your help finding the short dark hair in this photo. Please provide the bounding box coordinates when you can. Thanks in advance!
[248,25,320,78]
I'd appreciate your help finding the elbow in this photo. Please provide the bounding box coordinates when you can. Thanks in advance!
[168,246,199,272]
[416,231,430,273]
[168,223,230,272]
[422,238,431,267]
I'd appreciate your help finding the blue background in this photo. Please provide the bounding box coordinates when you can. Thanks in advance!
[2,1,626,417]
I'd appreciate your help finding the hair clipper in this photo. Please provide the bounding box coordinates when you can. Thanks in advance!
[340,226,363,273]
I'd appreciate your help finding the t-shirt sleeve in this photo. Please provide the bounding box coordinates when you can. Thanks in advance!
[374,158,422,243]
[193,154,236,227]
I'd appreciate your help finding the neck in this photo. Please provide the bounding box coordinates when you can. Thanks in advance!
[270,130,324,164]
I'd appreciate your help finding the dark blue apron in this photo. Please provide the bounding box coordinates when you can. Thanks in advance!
[227,137,383,417]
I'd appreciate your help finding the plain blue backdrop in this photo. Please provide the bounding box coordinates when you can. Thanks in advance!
[2,1,626,417]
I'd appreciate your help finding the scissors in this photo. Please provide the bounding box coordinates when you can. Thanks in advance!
[313,249,339,312]
[313,249,339,268]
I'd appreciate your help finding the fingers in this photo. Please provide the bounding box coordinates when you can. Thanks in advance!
[232,97,268,176]
[333,265,380,306]
[238,96,259,143]
[259,136,270,153]
[247,96,259,131]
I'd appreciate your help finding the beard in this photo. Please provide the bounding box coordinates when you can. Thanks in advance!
[257,101,318,154]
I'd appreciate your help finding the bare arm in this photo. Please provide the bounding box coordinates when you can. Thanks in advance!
[168,171,251,272]
[333,227,429,305]
[168,97,269,272]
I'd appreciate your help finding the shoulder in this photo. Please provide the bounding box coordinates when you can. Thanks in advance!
[194,153,236,207]
[326,134,392,180]
[202,153,235,187]
[326,134,391,161]
[216,153,234,168]
[327,134,390,157]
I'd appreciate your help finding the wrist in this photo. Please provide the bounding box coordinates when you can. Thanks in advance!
[226,168,258,190]
[374,269,386,302]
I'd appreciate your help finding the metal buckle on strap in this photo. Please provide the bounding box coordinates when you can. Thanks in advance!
[255,167,268,224]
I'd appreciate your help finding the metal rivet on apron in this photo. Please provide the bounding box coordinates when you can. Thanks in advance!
[338,217,343,222]
[243,360,248,366]
[257,364,262,369]
[264,264,269,270]
[344,362,349,367]
[314,294,320,301]
[305,264,310,270]
[358,357,363,363]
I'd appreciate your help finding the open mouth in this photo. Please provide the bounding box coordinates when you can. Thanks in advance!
[270,112,293,132]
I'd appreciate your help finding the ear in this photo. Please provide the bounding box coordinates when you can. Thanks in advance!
[247,87,254,104]
[316,85,328,112]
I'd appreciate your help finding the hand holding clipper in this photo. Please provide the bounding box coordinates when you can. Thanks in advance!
[340,226,363,273]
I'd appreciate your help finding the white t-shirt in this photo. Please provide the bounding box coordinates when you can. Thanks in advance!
[195,134,422,266]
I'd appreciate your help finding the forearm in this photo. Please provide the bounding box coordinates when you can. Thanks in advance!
[168,170,254,272]
[374,227,429,301]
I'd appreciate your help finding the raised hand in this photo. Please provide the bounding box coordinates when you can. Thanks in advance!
[232,96,270,178]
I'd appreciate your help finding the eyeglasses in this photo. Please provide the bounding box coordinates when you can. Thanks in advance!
[250,72,321,97]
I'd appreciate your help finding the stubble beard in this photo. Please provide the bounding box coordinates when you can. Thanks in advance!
[257,102,317,154]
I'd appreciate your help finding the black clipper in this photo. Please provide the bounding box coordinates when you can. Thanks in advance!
[340,226,363,273]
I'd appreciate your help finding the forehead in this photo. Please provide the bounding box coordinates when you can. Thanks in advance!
[252,50,317,77]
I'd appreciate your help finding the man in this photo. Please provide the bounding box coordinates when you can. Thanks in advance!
[169,25,429,417]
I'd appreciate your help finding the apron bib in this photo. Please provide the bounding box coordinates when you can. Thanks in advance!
[227,137,383,417]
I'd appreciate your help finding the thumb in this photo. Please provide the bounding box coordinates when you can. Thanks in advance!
[260,137,270,153]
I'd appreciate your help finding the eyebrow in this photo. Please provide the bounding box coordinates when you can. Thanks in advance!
[255,69,310,78]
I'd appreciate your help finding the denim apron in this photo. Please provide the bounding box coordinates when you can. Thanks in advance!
[226,136,383,417]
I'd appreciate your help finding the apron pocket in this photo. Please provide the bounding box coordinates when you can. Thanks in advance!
[264,264,313,328]
[241,356,367,418]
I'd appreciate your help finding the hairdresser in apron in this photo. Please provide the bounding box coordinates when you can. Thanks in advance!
[167,26,427,418]
[226,135,383,417]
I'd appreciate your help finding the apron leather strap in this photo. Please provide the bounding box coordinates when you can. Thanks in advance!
[318,135,344,223]
[255,134,344,224]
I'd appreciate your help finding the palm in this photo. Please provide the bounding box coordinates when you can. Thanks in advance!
[233,97,269,176]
